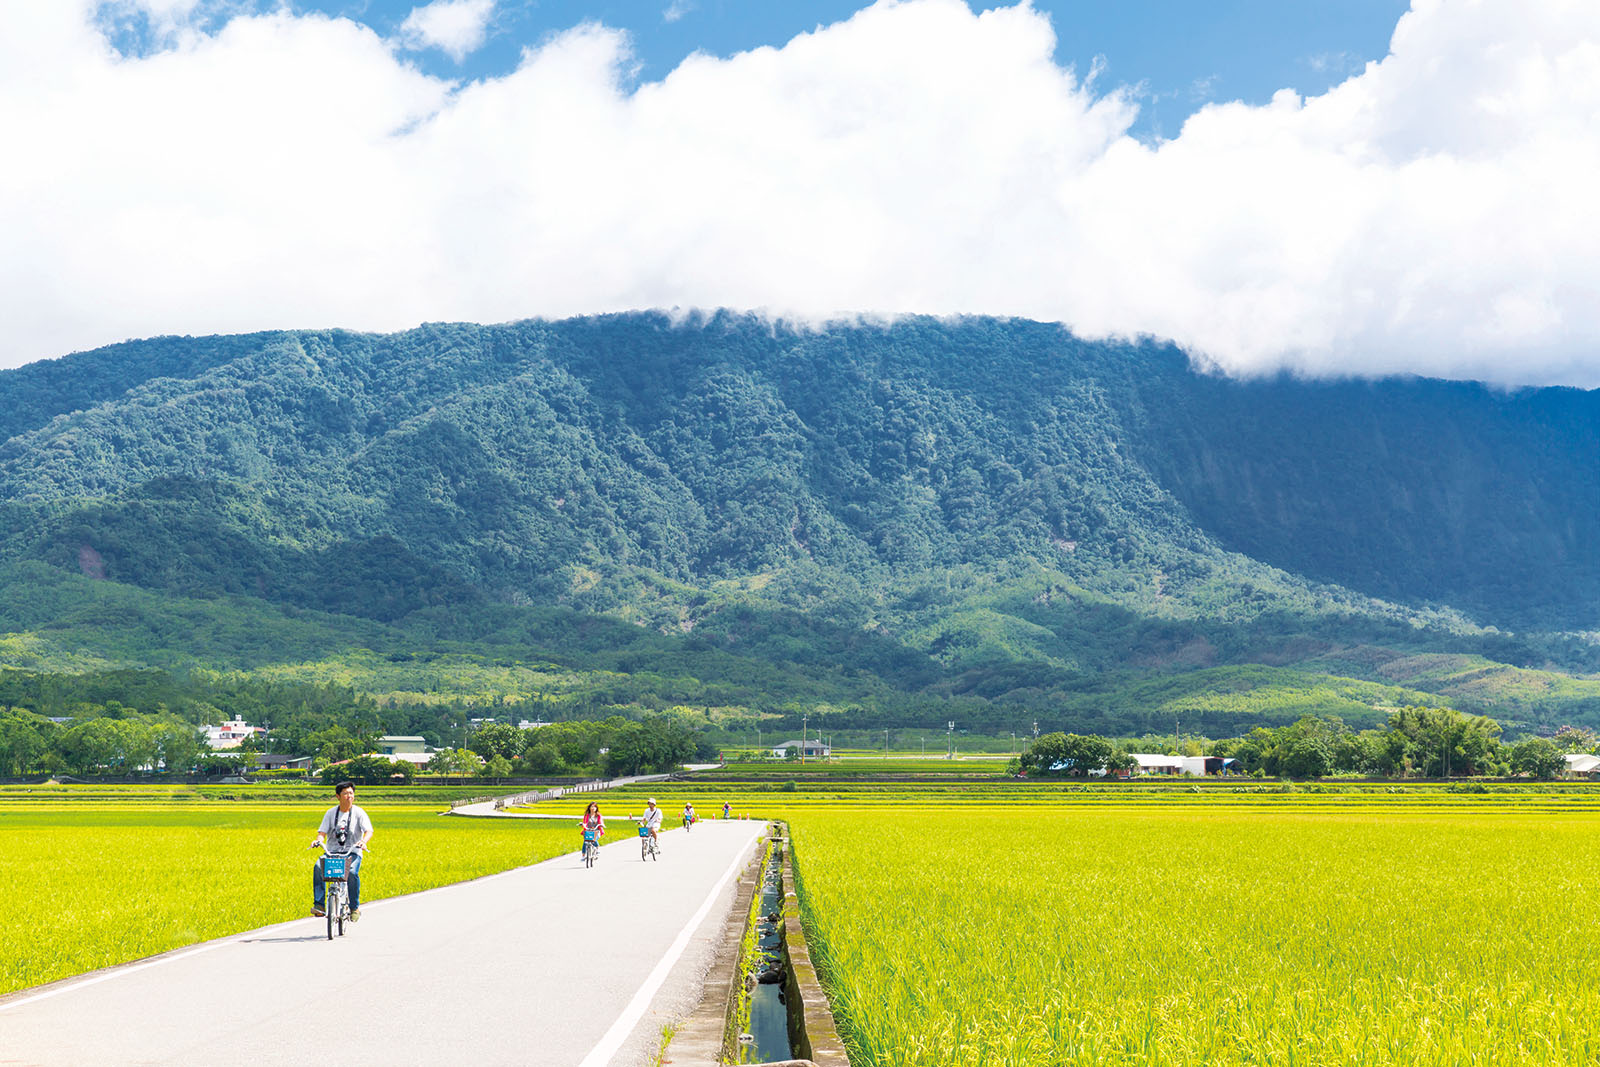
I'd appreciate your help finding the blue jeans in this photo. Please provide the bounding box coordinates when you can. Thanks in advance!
[313,852,363,911]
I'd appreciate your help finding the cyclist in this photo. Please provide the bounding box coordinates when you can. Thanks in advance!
[579,801,606,861]
[641,797,663,849]
[683,801,696,831]
[722,800,730,820]
[312,780,373,921]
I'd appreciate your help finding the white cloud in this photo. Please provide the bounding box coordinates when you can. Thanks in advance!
[3,0,1600,386]
[399,0,495,62]
[663,1,695,24]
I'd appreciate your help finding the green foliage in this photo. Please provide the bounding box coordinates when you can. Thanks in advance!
[6,314,1600,746]
[319,754,413,785]
[1510,737,1566,780]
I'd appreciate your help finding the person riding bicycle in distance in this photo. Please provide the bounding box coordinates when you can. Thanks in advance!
[313,780,373,921]
[641,797,663,847]
[683,801,696,829]
[580,801,605,856]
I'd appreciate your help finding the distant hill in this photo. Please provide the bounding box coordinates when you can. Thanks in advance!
[3,313,1598,733]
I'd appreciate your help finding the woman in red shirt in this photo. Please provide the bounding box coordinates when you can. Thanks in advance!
[579,801,605,865]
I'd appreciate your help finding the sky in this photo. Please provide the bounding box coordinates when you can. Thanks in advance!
[3,0,1598,386]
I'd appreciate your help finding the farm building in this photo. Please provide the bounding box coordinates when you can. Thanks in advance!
[1565,753,1600,779]
[1128,754,1237,777]
[772,740,831,759]
[374,736,433,767]
[257,754,313,771]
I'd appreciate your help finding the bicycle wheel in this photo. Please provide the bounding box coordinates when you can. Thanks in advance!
[641,837,648,861]
[325,887,334,941]
[336,895,345,937]
[584,842,595,868]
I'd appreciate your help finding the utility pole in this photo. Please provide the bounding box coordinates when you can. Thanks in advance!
[947,721,955,760]
[884,728,889,755]
[1033,721,1039,743]
[802,713,808,765]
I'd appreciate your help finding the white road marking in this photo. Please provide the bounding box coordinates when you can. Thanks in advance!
[0,941,227,1013]
[577,839,755,1067]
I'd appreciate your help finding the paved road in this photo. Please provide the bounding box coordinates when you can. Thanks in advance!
[0,820,767,1067]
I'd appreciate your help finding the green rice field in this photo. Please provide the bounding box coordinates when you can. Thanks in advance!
[786,804,1600,1066]
[0,795,576,995]
[10,781,1600,1066]
[597,784,1600,1066]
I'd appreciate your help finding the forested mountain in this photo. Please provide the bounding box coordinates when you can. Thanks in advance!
[3,313,1598,737]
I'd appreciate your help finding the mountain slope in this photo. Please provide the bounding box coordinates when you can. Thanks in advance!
[3,313,1599,733]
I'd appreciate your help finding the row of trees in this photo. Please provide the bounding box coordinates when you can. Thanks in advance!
[0,702,716,780]
[460,717,716,778]
[0,707,208,777]
[1014,710,1590,780]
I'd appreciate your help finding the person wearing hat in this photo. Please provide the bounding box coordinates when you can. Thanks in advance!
[641,797,663,851]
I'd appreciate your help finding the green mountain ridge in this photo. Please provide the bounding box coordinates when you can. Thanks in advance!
[3,313,1599,736]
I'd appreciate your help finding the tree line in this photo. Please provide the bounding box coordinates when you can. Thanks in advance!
[1013,709,1591,780]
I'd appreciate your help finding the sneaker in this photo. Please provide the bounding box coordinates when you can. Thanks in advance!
[349,909,361,922]
[312,906,325,917]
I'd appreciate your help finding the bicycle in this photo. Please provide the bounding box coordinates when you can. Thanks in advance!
[581,828,599,868]
[637,823,659,861]
[310,842,365,940]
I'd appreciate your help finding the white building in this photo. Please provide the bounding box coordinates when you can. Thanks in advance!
[1565,753,1600,779]
[772,740,830,759]
[1129,754,1229,777]
[201,719,261,750]
[373,736,434,767]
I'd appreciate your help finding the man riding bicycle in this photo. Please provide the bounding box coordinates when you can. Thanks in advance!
[313,780,373,921]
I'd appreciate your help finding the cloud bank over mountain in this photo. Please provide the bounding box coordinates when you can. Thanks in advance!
[3,0,1597,385]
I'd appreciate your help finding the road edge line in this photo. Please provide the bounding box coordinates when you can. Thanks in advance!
[577,827,763,1067]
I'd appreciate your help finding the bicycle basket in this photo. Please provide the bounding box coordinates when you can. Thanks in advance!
[637,825,650,837]
[582,830,598,844]
[322,854,347,879]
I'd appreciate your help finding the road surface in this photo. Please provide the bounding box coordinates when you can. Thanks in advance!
[0,819,767,1066]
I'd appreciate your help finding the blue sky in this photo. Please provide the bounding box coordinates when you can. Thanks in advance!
[175,0,1410,138]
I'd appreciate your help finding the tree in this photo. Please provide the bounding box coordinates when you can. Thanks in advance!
[305,725,366,767]
[0,711,49,776]
[112,719,157,773]
[481,755,513,778]
[425,748,482,776]
[59,719,122,775]
[1059,734,1114,776]
[1387,706,1502,777]
[321,754,413,785]
[518,741,563,775]
[1511,737,1566,780]
[1280,735,1333,779]
[154,722,202,774]
[1018,732,1069,776]
[470,723,527,762]
[1552,725,1597,755]
[605,719,695,776]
